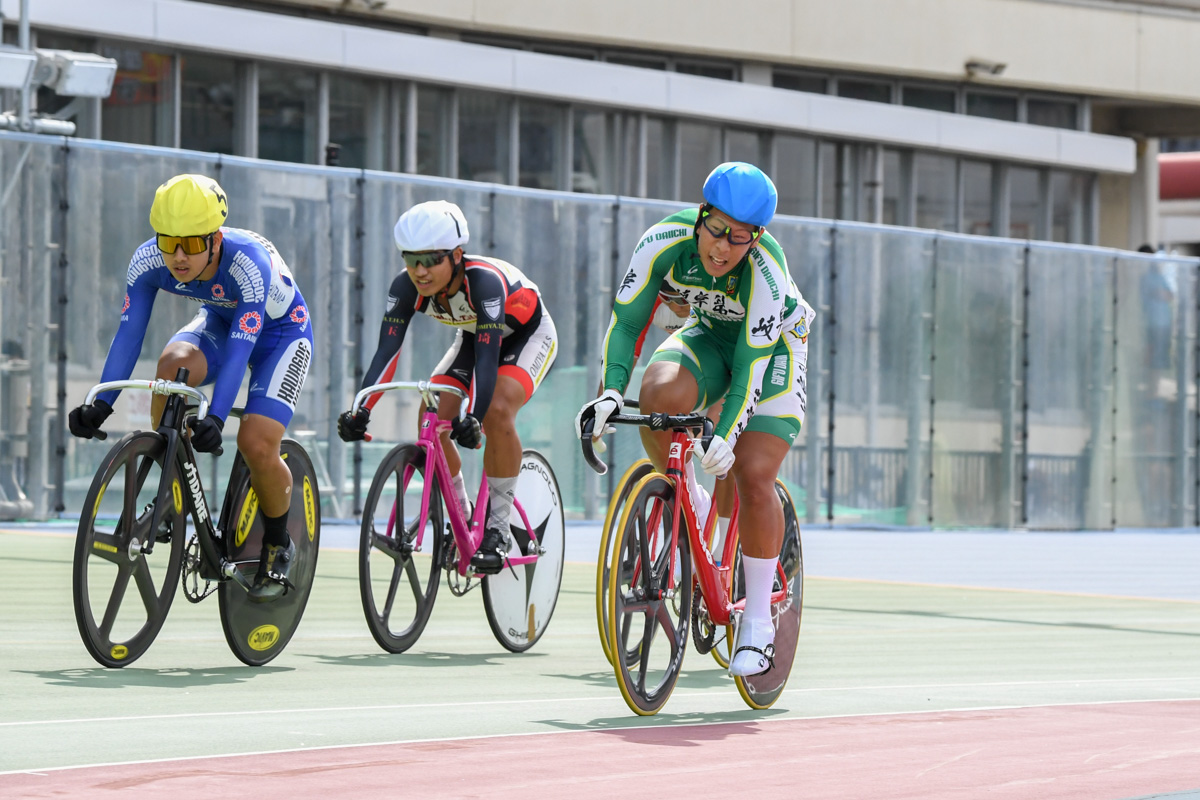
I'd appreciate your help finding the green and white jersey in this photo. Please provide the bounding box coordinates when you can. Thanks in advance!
[601,207,815,444]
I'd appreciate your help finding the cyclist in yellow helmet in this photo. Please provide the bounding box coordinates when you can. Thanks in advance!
[68,174,314,601]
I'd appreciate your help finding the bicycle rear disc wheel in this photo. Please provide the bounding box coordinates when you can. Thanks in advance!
[73,431,185,668]
[219,439,322,666]
[731,479,803,710]
[597,459,654,666]
[359,443,444,654]
[483,450,565,652]
[606,473,691,716]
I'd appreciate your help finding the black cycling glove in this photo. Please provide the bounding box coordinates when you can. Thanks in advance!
[450,414,483,449]
[337,407,370,442]
[187,415,224,453]
[68,399,113,439]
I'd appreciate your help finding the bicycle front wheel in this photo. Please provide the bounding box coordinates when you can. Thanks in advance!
[731,479,804,710]
[73,431,185,668]
[359,443,444,653]
[606,473,691,716]
[596,458,654,666]
[483,450,565,652]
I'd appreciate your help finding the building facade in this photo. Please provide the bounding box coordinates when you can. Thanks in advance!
[8,0,1195,248]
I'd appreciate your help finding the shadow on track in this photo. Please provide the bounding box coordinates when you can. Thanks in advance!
[302,650,548,669]
[537,707,790,740]
[18,665,289,689]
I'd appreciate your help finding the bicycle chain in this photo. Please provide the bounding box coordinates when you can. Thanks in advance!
[181,534,217,603]
[691,588,715,654]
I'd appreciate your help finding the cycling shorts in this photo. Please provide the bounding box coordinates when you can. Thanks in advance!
[432,312,558,403]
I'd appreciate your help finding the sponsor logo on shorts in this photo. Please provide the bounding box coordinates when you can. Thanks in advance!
[268,338,312,410]
[289,305,309,331]
[238,311,262,335]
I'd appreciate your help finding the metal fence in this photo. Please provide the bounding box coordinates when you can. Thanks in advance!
[2,131,1197,529]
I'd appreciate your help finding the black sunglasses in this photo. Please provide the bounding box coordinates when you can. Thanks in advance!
[700,211,759,246]
[402,250,452,270]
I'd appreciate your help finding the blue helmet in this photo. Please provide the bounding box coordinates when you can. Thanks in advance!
[701,162,778,228]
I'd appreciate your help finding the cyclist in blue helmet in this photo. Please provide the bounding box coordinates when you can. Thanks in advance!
[577,161,815,680]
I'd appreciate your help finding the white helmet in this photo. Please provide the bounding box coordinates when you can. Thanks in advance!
[393,200,470,253]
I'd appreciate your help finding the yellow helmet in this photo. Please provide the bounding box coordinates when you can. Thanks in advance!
[149,174,228,236]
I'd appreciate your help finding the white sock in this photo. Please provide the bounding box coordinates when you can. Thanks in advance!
[741,554,778,626]
[686,468,711,528]
[451,472,471,514]
[486,475,517,532]
[713,517,730,561]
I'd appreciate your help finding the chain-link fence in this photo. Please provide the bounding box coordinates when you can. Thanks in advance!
[2,131,1197,529]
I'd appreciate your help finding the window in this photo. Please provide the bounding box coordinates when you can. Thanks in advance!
[1051,171,1087,243]
[328,74,373,169]
[180,52,235,155]
[99,43,174,147]
[675,61,736,81]
[962,161,994,235]
[774,134,818,218]
[915,153,956,232]
[838,79,892,104]
[573,107,608,193]
[678,121,721,202]
[605,53,667,70]
[819,141,839,219]
[519,99,566,190]
[773,71,828,95]
[258,64,318,164]
[882,149,902,226]
[966,91,1017,122]
[903,86,956,113]
[1009,167,1041,239]
[644,116,670,200]
[725,128,764,164]
[416,85,453,177]
[459,89,512,183]
[1027,98,1077,130]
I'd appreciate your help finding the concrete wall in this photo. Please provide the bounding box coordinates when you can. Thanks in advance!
[262,0,1200,105]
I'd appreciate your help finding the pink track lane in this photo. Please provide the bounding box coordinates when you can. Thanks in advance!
[5,700,1200,799]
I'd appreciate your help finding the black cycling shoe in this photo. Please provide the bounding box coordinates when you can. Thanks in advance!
[249,538,296,603]
[470,527,510,575]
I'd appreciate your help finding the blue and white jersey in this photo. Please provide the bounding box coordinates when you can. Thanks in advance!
[97,228,310,421]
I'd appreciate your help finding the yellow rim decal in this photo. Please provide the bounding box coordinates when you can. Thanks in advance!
[172,479,183,515]
[110,645,127,660]
[93,485,107,519]
[247,624,280,652]
[303,477,315,541]
[235,489,259,548]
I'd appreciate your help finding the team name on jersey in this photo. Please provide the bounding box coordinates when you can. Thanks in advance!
[228,252,265,303]
[127,246,163,286]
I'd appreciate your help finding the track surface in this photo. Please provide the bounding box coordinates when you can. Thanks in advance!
[2,524,1199,799]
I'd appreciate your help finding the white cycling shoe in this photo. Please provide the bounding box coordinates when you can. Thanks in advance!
[729,617,776,677]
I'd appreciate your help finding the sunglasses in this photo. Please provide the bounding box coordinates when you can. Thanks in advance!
[402,250,451,270]
[700,211,759,246]
[157,234,211,256]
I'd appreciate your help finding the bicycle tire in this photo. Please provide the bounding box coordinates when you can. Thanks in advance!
[73,431,185,668]
[596,458,654,666]
[359,443,444,653]
[731,479,804,710]
[483,449,565,652]
[606,472,691,716]
[218,439,322,666]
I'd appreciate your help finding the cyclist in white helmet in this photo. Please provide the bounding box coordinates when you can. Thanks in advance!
[338,201,558,574]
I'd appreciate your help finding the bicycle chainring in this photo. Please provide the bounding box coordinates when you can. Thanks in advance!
[181,534,217,604]
[691,588,715,654]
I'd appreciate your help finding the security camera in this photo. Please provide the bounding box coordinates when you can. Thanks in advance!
[964,58,1007,77]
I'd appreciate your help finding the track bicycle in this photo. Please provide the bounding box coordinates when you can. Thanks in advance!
[582,411,803,715]
[72,370,321,668]
[352,381,564,653]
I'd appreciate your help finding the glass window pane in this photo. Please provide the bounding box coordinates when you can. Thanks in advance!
[1009,167,1041,239]
[258,64,318,164]
[882,148,901,226]
[573,107,608,193]
[838,79,892,104]
[775,134,817,217]
[678,120,721,202]
[676,61,735,81]
[903,86,956,113]
[644,116,669,200]
[459,89,511,183]
[417,85,453,177]
[519,99,565,190]
[1027,98,1077,130]
[180,52,235,155]
[606,54,667,70]
[819,141,838,219]
[328,74,372,169]
[99,43,173,147]
[966,91,1017,122]
[915,153,957,232]
[725,128,762,164]
[1051,170,1088,243]
[773,71,827,94]
[962,160,994,235]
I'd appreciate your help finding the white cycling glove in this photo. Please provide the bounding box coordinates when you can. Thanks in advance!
[576,389,623,455]
[696,435,735,477]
